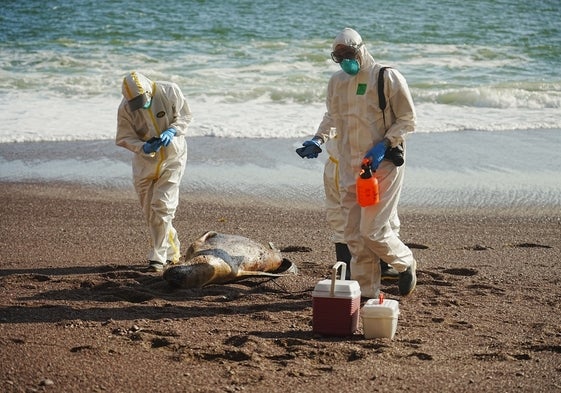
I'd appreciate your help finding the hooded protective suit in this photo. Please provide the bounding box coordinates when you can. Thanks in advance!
[323,134,345,245]
[324,130,403,271]
[116,71,192,265]
[314,28,416,297]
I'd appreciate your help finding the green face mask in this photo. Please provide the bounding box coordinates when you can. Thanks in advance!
[341,59,360,75]
[142,96,152,109]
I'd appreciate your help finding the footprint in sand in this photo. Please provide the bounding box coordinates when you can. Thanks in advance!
[442,268,478,276]
[514,242,552,249]
[463,244,492,251]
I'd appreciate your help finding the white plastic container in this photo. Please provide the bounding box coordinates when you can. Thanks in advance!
[361,296,400,339]
[312,262,361,336]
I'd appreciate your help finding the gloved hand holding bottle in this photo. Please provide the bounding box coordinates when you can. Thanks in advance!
[364,139,390,170]
[143,137,163,154]
[296,137,323,159]
[159,128,176,147]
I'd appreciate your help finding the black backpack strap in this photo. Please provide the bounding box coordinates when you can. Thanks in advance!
[378,66,390,111]
[378,66,391,130]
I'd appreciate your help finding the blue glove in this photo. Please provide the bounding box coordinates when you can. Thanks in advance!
[143,137,163,154]
[296,138,322,159]
[365,139,389,170]
[159,128,176,147]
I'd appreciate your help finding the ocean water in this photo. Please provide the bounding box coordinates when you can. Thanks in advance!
[0,0,560,142]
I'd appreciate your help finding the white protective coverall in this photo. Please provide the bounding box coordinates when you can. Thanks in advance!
[323,135,346,245]
[116,71,192,265]
[324,132,402,268]
[314,28,416,298]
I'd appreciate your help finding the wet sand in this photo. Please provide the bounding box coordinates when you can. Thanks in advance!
[2,129,561,213]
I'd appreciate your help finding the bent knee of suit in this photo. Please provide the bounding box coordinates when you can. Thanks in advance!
[359,225,387,243]
[151,199,176,216]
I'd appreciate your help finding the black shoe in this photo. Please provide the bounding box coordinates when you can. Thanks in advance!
[380,261,399,280]
[147,260,168,272]
[398,260,417,296]
[335,243,352,279]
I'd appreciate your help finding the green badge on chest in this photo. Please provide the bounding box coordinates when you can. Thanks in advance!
[356,83,367,95]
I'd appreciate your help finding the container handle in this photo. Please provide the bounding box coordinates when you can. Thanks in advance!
[330,262,347,296]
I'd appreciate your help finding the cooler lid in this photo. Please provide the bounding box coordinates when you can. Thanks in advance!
[361,298,400,317]
[312,279,361,298]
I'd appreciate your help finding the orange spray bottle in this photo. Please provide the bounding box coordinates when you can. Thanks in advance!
[356,158,379,207]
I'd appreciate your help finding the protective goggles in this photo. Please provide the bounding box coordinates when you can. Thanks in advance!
[331,44,362,63]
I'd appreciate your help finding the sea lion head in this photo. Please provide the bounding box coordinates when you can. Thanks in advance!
[163,255,232,289]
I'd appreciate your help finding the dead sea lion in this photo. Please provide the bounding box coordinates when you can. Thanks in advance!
[163,231,297,288]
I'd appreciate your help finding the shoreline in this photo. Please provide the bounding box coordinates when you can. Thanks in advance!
[1,129,561,215]
[3,180,560,219]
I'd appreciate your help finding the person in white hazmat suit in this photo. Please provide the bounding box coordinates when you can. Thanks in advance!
[323,136,399,281]
[116,71,192,272]
[299,28,417,297]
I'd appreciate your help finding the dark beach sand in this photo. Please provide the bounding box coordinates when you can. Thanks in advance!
[1,178,560,392]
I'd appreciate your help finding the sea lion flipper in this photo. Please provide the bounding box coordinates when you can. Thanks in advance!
[273,258,298,274]
[235,271,285,278]
[236,259,297,278]
[199,231,218,242]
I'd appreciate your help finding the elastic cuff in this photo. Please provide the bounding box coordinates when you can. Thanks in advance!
[312,136,324,145]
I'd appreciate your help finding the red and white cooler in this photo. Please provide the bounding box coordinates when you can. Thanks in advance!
[312,262,361,336]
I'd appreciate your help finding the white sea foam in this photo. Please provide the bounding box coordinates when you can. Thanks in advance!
[1,90,560,143]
